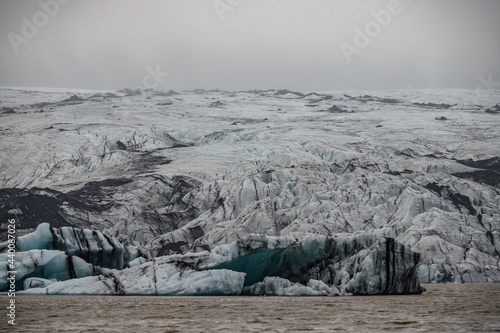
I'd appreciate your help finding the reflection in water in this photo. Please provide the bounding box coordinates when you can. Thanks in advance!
[4,284,500,332]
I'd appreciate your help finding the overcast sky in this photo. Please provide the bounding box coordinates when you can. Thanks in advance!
[1,0,499,91]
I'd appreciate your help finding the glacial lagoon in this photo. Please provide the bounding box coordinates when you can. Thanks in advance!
[3,284,500,332]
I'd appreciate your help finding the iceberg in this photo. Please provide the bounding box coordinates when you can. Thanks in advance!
[0,249,107,291]
[14,229,423,295]
[243,277,341,296]
[20,259,245,296]
[16,223,138,269]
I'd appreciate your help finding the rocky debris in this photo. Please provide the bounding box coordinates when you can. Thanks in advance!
[209,100,226,108]
[170,143,193,149]
[0,187,76,229]
[88,92,119,101]
[322,105,349,113]
[152,89,179,97]
[32,94,86,109]
[456,156,500,170]
[165,89,179,96]
[454,157,500,187]
[424,182,476,215]
[384,169,413,175]
[1,107,15,114]
[485,109,499,114]
[0,175,202,242]
[115,141,127,150]
[62,94,85,103]
[275,89,304,97]
[344,94,400,104]
[117,88,142,96]
[302,92,333,104]
[192,88,207,94]
[485,104,500,114]
[413,102,456,109]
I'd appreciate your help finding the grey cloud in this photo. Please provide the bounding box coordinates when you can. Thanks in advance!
[0,0,499,91]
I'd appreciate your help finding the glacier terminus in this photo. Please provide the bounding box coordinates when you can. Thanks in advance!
[1,87,499,295]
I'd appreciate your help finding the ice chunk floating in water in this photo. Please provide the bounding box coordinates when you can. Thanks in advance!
[0,248,111,291]
[12,225,423,295]
[16,223,138,269]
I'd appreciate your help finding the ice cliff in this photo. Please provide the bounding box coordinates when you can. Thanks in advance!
[15,222,138,269]
[3,224,422,295]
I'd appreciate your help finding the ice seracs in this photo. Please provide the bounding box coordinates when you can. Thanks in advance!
[12,227,423,295]
[1,87,499,292]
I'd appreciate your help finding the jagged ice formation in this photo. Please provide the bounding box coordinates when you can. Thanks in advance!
[0,87,499,294]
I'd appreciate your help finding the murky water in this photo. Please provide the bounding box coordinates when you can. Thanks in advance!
[2,284,500,332]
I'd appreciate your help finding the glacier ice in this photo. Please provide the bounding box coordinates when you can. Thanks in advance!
[15,222,53,250]
[243,277,341,296]
[13,230,423,295]
[0,249,106,291]
[1,88,499,291]
[16,223,138,269]
[19,259,246,296]
[23,277,55,290]
[200,233,422,295]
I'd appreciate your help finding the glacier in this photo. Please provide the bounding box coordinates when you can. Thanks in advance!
[12,225,422,295]
[1,87,499,294]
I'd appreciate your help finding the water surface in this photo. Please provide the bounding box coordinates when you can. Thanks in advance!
[3,284,500,332]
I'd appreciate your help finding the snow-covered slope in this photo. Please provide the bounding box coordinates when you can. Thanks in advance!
[1,87,499,293]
